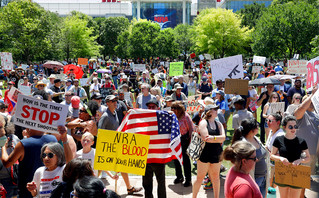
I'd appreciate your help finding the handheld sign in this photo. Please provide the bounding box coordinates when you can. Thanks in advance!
[78,58,88,65]
[252,66,262,73]
[94,130,150,175]
[275,161,311,189]
[187,95,202,113]
[287,60,308,74]
[210,55,244,83]
[133,64,146,72]
[224,79,249,95]
[14,95,68,134]
[306,56,319,89]
[311,88,319,114]
[253,55,266,65]
[269,102,285,115]
[0,52,13,70]
[19,85,31,96]
[169,62,184,76]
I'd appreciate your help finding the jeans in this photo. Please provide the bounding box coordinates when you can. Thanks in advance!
[260,116,266,143]
[255,176,266,198]
[142,163,166,198]
[0,177,18,198]
[112,76,118,89]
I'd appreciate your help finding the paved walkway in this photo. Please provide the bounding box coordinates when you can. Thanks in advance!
[102,175,319,198]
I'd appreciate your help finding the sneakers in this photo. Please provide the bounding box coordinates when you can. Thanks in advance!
[173,177,184,184]
[183,180,192,187]
[127,186,143,195]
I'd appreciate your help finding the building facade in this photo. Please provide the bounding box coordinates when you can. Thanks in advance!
[218,0,272,12]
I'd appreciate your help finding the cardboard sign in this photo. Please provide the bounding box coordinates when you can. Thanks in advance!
[275,161,311,189]
[252,66,262,73]
[78,58,88,65]
[80,78,89,86]
[14,95,68,134]
[0,52,13,70]
[306,56,319,89]
[253,55,266,65]
[311,88,319,114]
[169,62,184,76]
[210,55,244,83]
[287,60,308,74]
[186,95,202,113]
[19,85,31,96]
[224,79,249,95]
[133,64,146,72]
[269,102,285,114]
[94,130,150,175]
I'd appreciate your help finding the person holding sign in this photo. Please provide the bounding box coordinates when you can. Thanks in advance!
[270,115,310,198]
[262,92,280,141]
[223,141,262,198]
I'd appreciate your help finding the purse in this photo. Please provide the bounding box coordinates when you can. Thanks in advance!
[187,132,206,161]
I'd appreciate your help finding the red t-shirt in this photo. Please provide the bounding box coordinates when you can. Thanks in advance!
[101,82,116,90]
[224,167,262,198]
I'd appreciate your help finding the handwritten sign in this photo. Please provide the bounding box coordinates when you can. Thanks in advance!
[275,161,311,189]
[287,60,308,74]
[224,79,249,95]
[55,73,67,81]
[311,88,319,114]
[204,54,211,60]
[19,85,31,96]
[94,130,150,175]
[269,102,285,115]
[169,62,184,76]
[199,55,204,61]
[0,52,13,70]
[80,78,89,86]
[99,87,112,104]
[253,55,266,65]
[186,95,202,113]
[21,64,28,70]
[14,95,68,134]
[252,66,262,73]
[210,55,244,83]
[306,56,319,89]
[133,64,146,72]
[78,58,88,65]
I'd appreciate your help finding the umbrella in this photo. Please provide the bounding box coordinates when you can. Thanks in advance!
[43,61,64,69]
[89,58,97,62]
[249,77,281,86]
[63,64,84,79]
[96,69,111,74]
[271,75,296,80]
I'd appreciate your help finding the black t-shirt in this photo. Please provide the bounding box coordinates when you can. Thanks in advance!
[273,135,308,162]
[192,112,201,125]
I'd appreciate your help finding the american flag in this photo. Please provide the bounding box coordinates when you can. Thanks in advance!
[117,109,183,165]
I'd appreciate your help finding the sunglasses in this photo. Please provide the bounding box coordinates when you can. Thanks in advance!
[38,85,44,87]
[266,119,276,123]
[80,110,87,113]
[42,152,55,159]
[246,156,257,161]
[295,98,301,100]
[272,97,278,99]
[288,125,298,129]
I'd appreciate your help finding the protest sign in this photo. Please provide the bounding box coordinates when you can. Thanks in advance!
[269,102,285,115]
[152,68,158,74]
[124,92,131,102]
[78,58,88,65]
[199,55,204,61]
[210,55,244,83]
[94,129,150,175]
[80,78,89,86]
[160,62,165,66]
[99,87,112,104]
[0,52,13,70]
[21,64,28,70]
[224,79,249,95]
[252,66,262,73]
[311,88,319,114]
[186,95,202,113]
[14,95,68,134]
[275,161,311,189]
[169,62,184,76]
[204,54,212,60]
[133,64,146,72]
[8,87,21,103]
[55,73,67,81]
[287,60,308,74]
[306,56,319,89]
[19,85,31,96]
[253,55,266,65]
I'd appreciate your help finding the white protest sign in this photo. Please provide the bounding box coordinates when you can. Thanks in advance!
[293,54,300,59]
[55,74,67,81]
[253,55,266,65]
[17,79,24,89]
[133,64,146,72]
[210,55,244,83]
[287,60,308,74]
[124,92,131,102]
[269,102,285,114]
[204,54,211,60]
[0,52,13,70]
[199,55,204,61]
[311,89,319,114]
[160,62,165,66]
[252,66,262,73]
[15,95,68,134]
[21,64,28,70]
[80,78,89,86]
[152,68,158,74]
[8,87,21,103]
[306,56,319,89]
[19,85,31,96]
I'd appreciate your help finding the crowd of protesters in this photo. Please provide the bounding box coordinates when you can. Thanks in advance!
[0,58,316,198]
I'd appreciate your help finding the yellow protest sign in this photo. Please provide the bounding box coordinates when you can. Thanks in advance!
[275,161,311,189]
[94,129,150,175]
[169,62,184,76]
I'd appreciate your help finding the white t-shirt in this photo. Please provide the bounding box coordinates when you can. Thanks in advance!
[33,164,65,198]
[265,128,285,152]
[76,148,98,176]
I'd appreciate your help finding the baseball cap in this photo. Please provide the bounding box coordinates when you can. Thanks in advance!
[71,96,80,109]
[146,98,159,107]
[204,104,219,114]
[105,95,118,102]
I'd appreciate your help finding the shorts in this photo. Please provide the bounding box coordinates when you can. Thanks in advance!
[274,181,302,189]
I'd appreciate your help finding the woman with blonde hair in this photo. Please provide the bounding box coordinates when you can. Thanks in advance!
[262,92,280,140]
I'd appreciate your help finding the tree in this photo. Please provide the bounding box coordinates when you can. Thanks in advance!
[173,24,194,59]
[237,2,266,29]
[252,1,319,59]
[0,0,61,62]
[155,28,179,58]
[192,8,251,58]
[99,17,130,58]
[60,12,102,61]
[115,30,130,59]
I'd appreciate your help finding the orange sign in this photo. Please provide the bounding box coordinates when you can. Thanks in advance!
[78,58,88,65]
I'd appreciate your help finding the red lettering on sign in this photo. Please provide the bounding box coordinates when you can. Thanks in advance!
[49,113,60,125]
[20,105,60,124]
[21,105,30,118]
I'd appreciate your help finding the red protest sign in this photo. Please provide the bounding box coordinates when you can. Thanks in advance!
[306,57,319,89]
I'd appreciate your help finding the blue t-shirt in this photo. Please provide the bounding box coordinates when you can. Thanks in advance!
[216,100,229,111]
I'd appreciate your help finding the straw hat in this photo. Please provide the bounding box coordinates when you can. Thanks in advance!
[35,81,47,88]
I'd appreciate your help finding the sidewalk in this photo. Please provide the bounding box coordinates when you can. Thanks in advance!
[103,175,319,198]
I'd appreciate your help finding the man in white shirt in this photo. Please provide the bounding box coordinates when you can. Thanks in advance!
[232,98,254,130]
